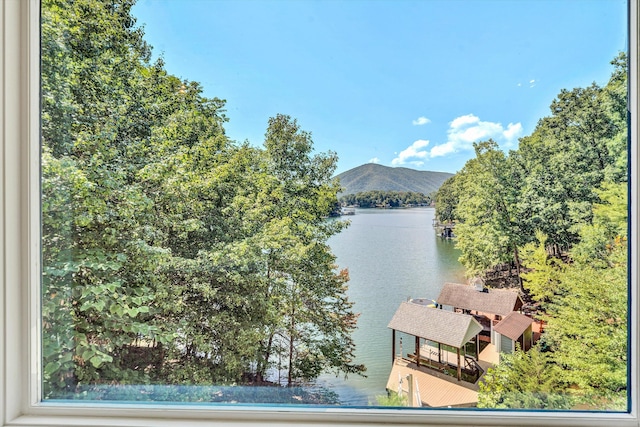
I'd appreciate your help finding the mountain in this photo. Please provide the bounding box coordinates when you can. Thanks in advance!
[335,163,454,196]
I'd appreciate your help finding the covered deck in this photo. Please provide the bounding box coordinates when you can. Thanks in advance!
[387,301,483,381]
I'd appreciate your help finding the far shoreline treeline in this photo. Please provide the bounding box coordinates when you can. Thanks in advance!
[338,190,433,208]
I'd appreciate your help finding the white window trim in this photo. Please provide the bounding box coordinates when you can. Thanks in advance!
[1,0,638,425]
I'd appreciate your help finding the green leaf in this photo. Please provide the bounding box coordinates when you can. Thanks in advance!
[44,361,60,376]
[89,355,104,368]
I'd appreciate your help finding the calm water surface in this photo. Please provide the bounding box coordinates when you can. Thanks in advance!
[317,207,466,405]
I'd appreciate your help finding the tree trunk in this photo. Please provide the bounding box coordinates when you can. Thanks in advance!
[287,309,295,387]
[513,245,523,291]
[256,333,274,384]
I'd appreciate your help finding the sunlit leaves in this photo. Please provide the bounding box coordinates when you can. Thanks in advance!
[520,232,562,304]
[543,241,627,408]
[443,140,524,277]
[42,0,364,395]
[453,56,629,409]
[478,346,573,409]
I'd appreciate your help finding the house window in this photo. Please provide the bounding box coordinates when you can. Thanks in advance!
[1,0,639,426]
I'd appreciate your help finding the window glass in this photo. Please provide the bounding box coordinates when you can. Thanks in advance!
[40,0,629,412]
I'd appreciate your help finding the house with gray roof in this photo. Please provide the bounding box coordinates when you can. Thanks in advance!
[493,311,534,353]
[385,286,540,406]
[436,282,523,318]
[387,301,483,381]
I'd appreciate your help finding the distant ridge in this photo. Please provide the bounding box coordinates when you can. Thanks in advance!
[335,163,453,196]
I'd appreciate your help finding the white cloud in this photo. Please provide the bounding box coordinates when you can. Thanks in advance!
[450,114,480,128]
[429,141,458,158]
[518,79,536,88]
[412,116,431,126]
[503,122,524,143]
[368,157,380,164]
[391,139,430,166]
[428,114,524,158]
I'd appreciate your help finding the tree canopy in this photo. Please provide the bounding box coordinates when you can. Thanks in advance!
[436,54,627,268]
[41,0,364,402]
[445,55,629,409]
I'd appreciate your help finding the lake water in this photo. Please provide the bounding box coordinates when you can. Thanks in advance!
[316,207,466,405]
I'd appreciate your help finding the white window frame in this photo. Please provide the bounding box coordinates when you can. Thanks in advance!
[1,0,638,425]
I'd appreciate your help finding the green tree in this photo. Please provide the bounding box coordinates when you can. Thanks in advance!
[453,140,525,281]
[253,115,366,385]
[513,56,627,255]
[41,0,176,394]
[41,0,365,396]
[520,231,562,305]
[478,346,572,409]
[571,181,628,266]
[519,185,628,409]
[340,191,431,208]
[541,239,627,408]
[434,175,460,222]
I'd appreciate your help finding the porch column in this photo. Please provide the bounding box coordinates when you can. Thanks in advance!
[392,329,396,363]
[456,348,461,381]
[415,336,420,367]
[531,327,534,349]
[476,336,480,359]
[438,343,442,363]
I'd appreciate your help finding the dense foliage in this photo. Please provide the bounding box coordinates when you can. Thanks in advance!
[478,346,573,409]
[439,56,628,409]
[436,55,627,276]
[339,190,431,208]
[41,0,364,400]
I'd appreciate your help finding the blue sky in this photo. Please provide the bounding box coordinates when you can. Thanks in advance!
[132,0,627,175]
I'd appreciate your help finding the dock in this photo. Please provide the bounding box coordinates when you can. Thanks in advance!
[432,219,455,238]
[386,342,499,408]
[386,357,478,408]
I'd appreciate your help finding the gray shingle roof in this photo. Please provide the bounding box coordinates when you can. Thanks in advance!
[493,311,533,341]
[436,282,523,317]
[387,301,483,348]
